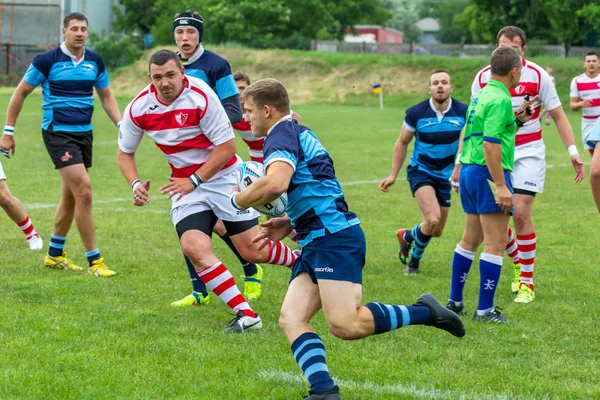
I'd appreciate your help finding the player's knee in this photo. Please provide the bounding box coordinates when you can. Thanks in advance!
[181,238,213,268]
[236,245,262,263]
[278,307,300,333]
[72,185,93,206]
[423,214,440,232]
[327,320,358,340]
[512,210,530,229]
[591,162,600,181]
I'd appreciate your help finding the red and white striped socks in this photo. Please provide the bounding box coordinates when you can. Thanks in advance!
[517,233,536,290]
[17,216,39,241]
[267,241,298,268]
[505,227,520,264]
[197,262,256,317]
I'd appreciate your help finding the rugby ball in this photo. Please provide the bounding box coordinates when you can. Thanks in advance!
[236,161,288,217]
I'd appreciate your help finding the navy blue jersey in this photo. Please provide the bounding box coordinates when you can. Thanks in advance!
[404,98,468,179]
[23,43,109,132]
[263,117,359,247]
[182,48,238,101]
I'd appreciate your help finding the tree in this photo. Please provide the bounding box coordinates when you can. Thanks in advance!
[420,0,470,44]
[113,0,161,34]
[389,0,422,54]
[544,0,591,57]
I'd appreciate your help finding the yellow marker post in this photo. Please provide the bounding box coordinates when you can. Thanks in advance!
[373,83,383,110]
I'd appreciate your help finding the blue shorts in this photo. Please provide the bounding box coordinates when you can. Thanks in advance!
[459,164,513,214]
[290,224,366,285]
[407,166,452,207]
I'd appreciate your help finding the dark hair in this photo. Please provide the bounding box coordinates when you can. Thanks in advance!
[496,26,526,47]
[490,47,522,76]
[233,72,251,85]
[242,78,290,114]
[63,12,88,28]
[148,49,181,72]
[430,69,451,85]
[586,52,599,59]
[173,11,204,42]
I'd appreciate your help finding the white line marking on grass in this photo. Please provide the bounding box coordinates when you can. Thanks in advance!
[27,197,132,209]
[258,370,513,400]
[95,207,168,215]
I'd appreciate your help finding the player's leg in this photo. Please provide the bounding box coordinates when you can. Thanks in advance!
[475,212,511,323]
[402,185,439,274]
[0,174,43,250]
[506,226,521,294]
[170,255,211,307]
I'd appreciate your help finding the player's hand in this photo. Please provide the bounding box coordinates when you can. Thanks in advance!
[582,99,592,108]
[252,217,293,250]
[133,179,151,206]
[496,184,513,214]
[378,176,396,192]
[160,177,194,201]
[571,153,585,183]
[0,134,15,158]
[450,164,461,193]
[516,95,540,123]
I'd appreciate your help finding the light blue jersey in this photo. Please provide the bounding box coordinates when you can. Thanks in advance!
[23,43,109,132]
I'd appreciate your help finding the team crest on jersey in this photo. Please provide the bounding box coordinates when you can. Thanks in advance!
[514,84,526,95]
[175,112,188,125]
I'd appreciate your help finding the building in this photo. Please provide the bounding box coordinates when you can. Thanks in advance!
[344,25,403,44]
[62,0,124,38]
[416,17,440,45]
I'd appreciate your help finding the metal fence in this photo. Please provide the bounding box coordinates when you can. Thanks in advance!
[311,40,600,58]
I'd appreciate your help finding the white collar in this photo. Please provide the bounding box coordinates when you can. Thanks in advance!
[267,115,293,136]
[60,42,85,66]
[429,97,452,115]
[180,44,204,66]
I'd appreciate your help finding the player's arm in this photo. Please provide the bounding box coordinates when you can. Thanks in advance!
[569,78,589,111]
[221,94,243,125]
[117,107,150,206]
[0,79,36,156]
[234,161,294,208]
[548,106,585,182]
[195,138,236,182]
[379,123,414,192]
[96,86,122,126]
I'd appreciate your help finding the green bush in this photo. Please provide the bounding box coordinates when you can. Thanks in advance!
[527,38,547,57]
[89,32,144,71]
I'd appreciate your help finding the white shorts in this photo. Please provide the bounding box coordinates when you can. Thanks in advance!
[511,141,546,194]
[0,158,6,180]
[169,170,260,227]
[582,119,597,151]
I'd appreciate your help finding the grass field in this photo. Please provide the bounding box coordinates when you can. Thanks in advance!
[1,93,599,400]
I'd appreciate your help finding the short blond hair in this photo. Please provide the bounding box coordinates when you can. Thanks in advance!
[242,78,290,114]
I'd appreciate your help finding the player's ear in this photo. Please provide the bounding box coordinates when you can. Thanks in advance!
[147,73,151,83]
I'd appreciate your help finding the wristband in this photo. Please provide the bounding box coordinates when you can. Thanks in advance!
[516,118,525,128]
[455,152,461,165]
[568,144,579,157]
[3,125,14,136]
[230,192,244,210]
[189,173,203,189]
[131,179,142,192]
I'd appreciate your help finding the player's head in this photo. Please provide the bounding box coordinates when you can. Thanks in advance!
[490,46,522,89]
[234,72,251,98]
[148,49,185,104]
[496,26,526,56]
[584,52,599,75]
[62,12,89,50]
[242,78,290,137]
[173,11,204,57]
[428,70,453,104]
[546,66,554,76]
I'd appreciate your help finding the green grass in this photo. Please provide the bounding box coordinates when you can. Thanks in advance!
[1,95,600,399]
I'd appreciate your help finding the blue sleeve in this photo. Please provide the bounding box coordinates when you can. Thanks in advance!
[588,119,600,149]
[404,106,417,131]
[23,54,51,87]
[263,127,301,170]
[213,60,238,100]
[94,57,109,89]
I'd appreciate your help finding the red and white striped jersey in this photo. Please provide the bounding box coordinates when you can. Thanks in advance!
[233,118,265,163]
[472,58,561,147]
[570,73,600,122]
[119,76,240,206]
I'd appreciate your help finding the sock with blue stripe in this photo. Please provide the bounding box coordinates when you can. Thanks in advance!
[409,223,431,266]
[85,248,101,265]
[48,234,66,257]
[477,253,503,313]
[449,245,476,303]
[291,332,335,393]
[365,302,431,334]
[219,233,257,277]
[184,255,209,297]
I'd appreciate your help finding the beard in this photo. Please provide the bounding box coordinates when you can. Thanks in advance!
[432,94,449,104]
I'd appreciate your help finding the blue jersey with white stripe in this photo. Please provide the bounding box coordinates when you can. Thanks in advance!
[183,49,238,101]
[404,98,468,179]
[23,45,109,132]
[263,118,360,247]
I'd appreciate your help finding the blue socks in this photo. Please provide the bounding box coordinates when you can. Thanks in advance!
[48,234,66,257]
[449,245,476,303]
[184,255,209,297]
[405,224,432,267]
[291,332,335,393]
[365,302,431,334]
[85,248,101,265]
[477,253,503,313]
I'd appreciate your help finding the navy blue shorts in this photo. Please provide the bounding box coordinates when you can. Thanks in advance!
[290,224,366,285]
[459,164,513,214]
[406,166,452,207]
